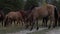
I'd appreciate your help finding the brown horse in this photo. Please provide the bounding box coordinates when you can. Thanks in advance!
[4,11,23,27]
[26,4,58,30]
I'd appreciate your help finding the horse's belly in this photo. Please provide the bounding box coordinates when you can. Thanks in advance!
[39,12,48,17]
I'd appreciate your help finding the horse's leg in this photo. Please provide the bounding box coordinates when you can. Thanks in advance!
[45,16,49,27]
[54,7,58,27]
[4,20,6,27]
[21,20,23,26]
[29,19,31,27]
[42,17,48,27]
[19,18,23,25]
[14,19,16,24]
[25,19,28,29]
[42,18,45,26]
[25,22,28,29]
[45,18,48,27]
[48,16,52,29]
[2,19,3,26]
[17,19,19,24]
[10,19,12,25]
[9,18,12,25]
[24,18,26,29]
[58,17,60,26]
[52,16,58,28]
[17,19,20,25]
[30,17,35,31]
[54,18,58,27]
[4,17,8,27]
[4,20,9,27]
[21,19,24,26]
[36,18,39,30]
[54,12,58,27]
[49,15,55,29]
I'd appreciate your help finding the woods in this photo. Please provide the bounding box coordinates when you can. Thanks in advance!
[0,0,60,14]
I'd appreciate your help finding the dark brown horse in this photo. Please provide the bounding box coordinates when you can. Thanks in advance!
[26,4,58,30]
[4,11,23,27]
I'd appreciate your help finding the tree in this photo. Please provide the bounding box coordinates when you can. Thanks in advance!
[0,0,24,14]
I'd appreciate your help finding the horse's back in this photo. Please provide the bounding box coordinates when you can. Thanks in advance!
[6,11,18,19]
[32,6,48,17]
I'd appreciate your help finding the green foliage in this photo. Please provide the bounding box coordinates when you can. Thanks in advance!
[0,0,24,14]
[0,0,60,14]
[24,0,39,10]
[56,0,60,10]
[50,0,60,11]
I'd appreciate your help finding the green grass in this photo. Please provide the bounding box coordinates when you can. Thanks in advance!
[0,23,23,34]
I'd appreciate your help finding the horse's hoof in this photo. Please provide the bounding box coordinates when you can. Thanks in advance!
[36,27,39,30]
[30,29,32,31]
[30,28,33,31]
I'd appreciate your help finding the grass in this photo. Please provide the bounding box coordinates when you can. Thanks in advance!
[0,23,23,34]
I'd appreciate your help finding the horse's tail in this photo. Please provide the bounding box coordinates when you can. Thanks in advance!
[54,7,58,26]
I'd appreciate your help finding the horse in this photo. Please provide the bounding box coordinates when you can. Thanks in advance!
[4,11,23,27]
[26,4,58,30]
